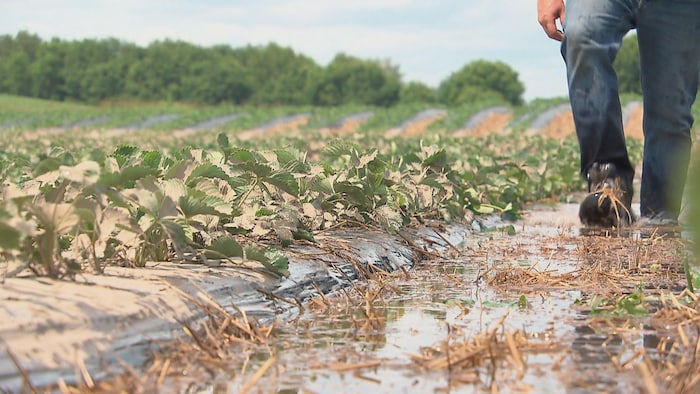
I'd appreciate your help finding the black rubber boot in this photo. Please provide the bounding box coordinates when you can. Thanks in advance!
[578,163,635,227]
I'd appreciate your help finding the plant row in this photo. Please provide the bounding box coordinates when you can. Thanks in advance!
[0,130,605,279]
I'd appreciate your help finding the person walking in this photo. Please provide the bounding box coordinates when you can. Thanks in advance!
[537,0,700,228]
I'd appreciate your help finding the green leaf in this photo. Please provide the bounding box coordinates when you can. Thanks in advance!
[217,133,230,150]
[113,145,139,158]
[0,221,22,249]
[274,149,297,167]
[255,207,274,217]
[179,194,224,218]
[33,157,62,176]
[265,171,299,196]
[518,295,527,309]
[130,187,178,220]
[292,229,315,242]
[334,181,370,207]
[323,140,356,158]
[160,219,189,251]
[205,236,244,259]
[420,174,446,190]
[228,149,272,177]
[423,149,448,172]
[245,246,289,277]
[141,151,163,168]
[98,166,156,188]
[265,248,290,274]
[187,164,230,185]
[242,162,273,178]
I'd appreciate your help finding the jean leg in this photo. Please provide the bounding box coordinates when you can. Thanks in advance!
[562,0,637,179]
[637,0,700,218]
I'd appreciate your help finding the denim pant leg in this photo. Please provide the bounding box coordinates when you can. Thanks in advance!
[561,0,637,181]
[637,1,700,218]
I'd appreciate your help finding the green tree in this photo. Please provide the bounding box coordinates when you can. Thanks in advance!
[31,39,66,100]
[400,81,436,104]
[125,40,202,101]
[233,43,321,105]
[2,52,32,96]
[0,31,41,94]
[437,60,524,106]
[81,62,125,102]
[180,56,253,104]
[614,34,641,95]
[80,40,140,102]
[312,54,400,106]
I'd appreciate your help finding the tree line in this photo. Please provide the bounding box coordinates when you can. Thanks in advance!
[0,32,642,107]
[0,31,528,107]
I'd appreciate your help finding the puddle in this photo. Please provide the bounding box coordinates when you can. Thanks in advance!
[103,204,693,393]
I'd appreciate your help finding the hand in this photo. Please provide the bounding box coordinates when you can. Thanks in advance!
[537,0,566,41]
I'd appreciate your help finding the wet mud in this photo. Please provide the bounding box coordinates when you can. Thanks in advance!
[143,204,696,393]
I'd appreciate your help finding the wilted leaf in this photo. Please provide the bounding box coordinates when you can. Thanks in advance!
[58,161,100,184]
[30,202,80,235]
[129,187,179,220]
[161,179,188,205]
[351,149,378,169]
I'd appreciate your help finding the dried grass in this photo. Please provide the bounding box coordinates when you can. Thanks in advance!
[411,312,560,389]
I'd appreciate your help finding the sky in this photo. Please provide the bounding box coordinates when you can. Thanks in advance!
[0,0,569,101]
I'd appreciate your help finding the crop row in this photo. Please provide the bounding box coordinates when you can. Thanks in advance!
[0,94,650,280]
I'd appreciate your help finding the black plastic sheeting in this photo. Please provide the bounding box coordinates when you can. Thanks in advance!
[0,224,471,391]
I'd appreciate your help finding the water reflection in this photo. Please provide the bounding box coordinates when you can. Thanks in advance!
[192,206,687,393]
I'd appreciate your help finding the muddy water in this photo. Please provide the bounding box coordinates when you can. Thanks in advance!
[188,204,688,394]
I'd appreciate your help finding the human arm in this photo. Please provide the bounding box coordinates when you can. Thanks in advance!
[537,0,566,41]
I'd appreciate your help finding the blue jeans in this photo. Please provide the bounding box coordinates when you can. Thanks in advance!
[562,0,700,218]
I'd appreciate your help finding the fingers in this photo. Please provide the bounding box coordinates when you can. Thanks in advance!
[537,0,565,41]
[541,21,564,41]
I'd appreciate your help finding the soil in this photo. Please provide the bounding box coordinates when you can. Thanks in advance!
[321,119,365,137]
[523,106,645,141]
[10,107,646,146]
[383,113,448,138]
[237,116,310,140]
[539,110,575,139]
[452,111,513,138]
[625,104,645,140]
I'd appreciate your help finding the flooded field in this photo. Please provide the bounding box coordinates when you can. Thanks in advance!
[98,203,697,394]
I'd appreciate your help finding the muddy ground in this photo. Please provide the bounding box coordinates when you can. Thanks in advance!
[48,200,697,394]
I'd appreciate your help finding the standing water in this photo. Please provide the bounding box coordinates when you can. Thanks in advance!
[146,204,694,393]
